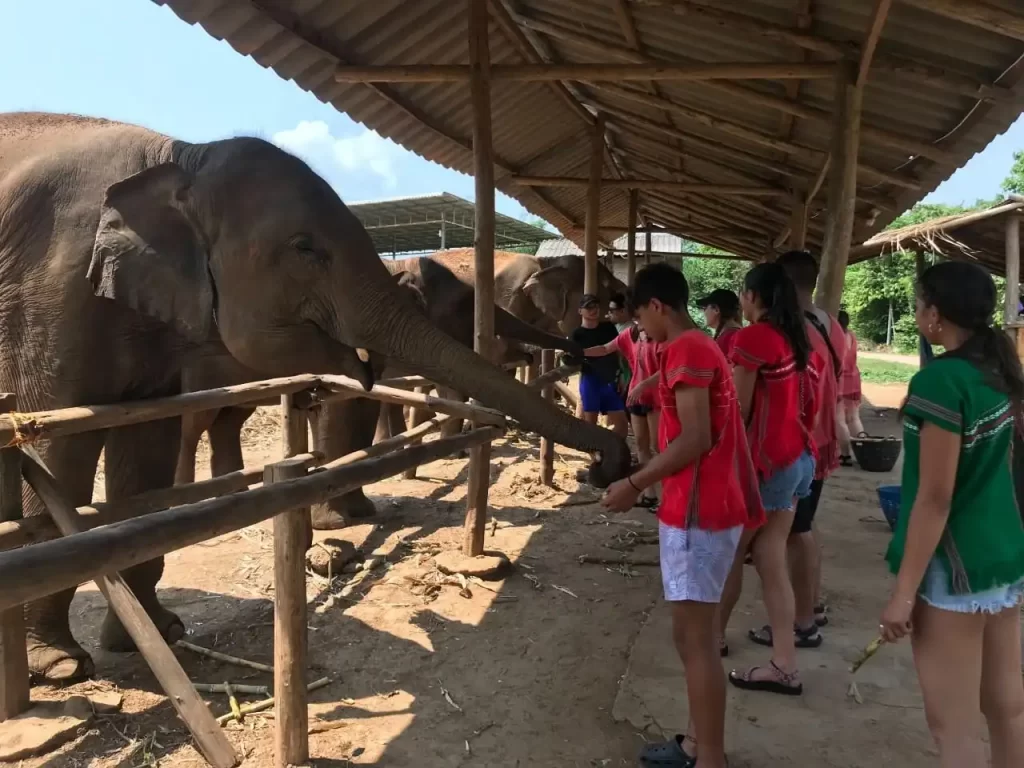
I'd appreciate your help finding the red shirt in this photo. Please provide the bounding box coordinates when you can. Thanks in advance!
[616,327,660,407]
[715,325,740,358]
[657,331,765,532]
[731,323,821,477]
[805,312,845,479]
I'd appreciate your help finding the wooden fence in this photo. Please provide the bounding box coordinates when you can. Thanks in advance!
[0,357,579,767]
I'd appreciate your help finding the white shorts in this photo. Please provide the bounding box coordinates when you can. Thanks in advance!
[660,522,742,603]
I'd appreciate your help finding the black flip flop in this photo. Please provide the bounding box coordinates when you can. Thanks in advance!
[814,603,829,627]
[634,496,659,510]
[748,623,823,649]
[729,661,803,696]
[840,455,854,467]
[639,735,696,767]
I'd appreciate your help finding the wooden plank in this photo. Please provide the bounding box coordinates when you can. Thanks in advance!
[789,191,808,250]
[626,190,639,287]
[266,460,309,768]
[465,0,495,559]
[511,176,788,195]
[0,455,319,553]
[0,427,503,613]
[540,351,556,486]
[816,61,863,315]
[0,394,28,721]
[19,447,238,768]
[898,0,1024,42]
[585,116,605,296]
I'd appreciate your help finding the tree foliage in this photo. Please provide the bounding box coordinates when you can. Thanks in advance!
[1002,150,1024,196]
[680,244,751,328]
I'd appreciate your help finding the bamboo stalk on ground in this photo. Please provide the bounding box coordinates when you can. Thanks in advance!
[216,677,332,725]
[177,641,274,673]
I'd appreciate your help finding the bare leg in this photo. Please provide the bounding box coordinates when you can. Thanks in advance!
[581,411,599,426]
[845,399,866,438]
[789,532,820,629]
[673,601,727,768]
[605,410,629,439]
[836,401,852,457]
[718,528,758,642]
[912,601,987,767]
[750,508,799,674]
[631,413,655,503]
[981,605,1024,768]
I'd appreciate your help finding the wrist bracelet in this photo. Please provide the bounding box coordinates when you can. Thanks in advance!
[627,475,641,492]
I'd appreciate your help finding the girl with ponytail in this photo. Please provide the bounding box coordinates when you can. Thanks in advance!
[882,260,1024,766]
[719,263,825,696]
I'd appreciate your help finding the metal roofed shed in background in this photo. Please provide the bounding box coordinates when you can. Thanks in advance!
[348,192,557,256]
[154,0,1024,262]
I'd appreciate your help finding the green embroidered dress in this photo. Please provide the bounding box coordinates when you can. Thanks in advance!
[886,357,1024,594]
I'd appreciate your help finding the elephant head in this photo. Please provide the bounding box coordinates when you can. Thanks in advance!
[521,255,628,334]
[87,137,630,484]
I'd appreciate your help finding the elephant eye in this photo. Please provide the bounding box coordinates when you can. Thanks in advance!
[288,234,324,260]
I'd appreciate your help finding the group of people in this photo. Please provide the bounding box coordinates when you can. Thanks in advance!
[565,252,1024,768]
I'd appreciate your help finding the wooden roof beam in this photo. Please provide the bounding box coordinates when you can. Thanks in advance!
[898,0,1024,42]
[510,176,791,196]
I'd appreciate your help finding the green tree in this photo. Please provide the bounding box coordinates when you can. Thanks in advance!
[680,244,751,328]
[1002,150,1024,196]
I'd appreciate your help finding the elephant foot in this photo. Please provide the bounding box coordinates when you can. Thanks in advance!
[99,603,184,653]
[311,493,377,530]
[27,637,95,684]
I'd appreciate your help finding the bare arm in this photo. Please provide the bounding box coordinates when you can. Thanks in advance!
[733,366,757,422]
[583,339,619,357]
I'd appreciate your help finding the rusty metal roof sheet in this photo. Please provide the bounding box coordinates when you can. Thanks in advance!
[153,0,1024,259]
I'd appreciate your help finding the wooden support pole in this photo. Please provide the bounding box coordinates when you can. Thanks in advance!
[0,395,28,721]
[281,394,311,549]
[914,250,932,368]
[465,0,494,558]
[1005,214,1021,328]
[19,447,238,768]
[402,386,430,480]
[510,176,787,195]
[539,350,556,486]
[627,189,639,288]
[644,225,652,266]
[815,61,862,315]
[332,62,840,82]
[789,192,808,250]
[585,116,606,296]
[266,458,310,768]
[0,427,503,613]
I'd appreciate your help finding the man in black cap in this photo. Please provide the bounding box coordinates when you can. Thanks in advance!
[568,294,628,437]
[695,288,743,356]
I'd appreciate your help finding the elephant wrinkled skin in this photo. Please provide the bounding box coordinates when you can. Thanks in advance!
[0,112,629,683]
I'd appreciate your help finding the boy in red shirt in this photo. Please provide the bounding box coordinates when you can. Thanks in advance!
[603,263,764,768]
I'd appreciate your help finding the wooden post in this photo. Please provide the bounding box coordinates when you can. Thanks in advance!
[465,0,494,558]
[815,60,862,315]
[644,225,652,266]
[1005,213,1021,336]
[0,395,28,721]
[584,115,606,296]
[789,191,807,250]
[281,394,311,548]
[266,458,310,768]
[626,189,639,288]
[19,447,238,768]
[539,350,556,486]
[403,386,430,480]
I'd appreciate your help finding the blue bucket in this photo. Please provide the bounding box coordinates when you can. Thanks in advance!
[877,485,901,531]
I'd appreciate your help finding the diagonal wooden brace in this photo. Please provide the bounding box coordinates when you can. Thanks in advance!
[19,446,238,768]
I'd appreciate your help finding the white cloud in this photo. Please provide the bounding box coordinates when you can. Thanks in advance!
[272,120,399,189]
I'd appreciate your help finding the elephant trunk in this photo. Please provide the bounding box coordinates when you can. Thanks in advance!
[494,307,582,356]
[355,284,630,485]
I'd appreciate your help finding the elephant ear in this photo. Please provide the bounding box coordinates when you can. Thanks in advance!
[523,265,570,323]
[88,163,213,343]
[393,270,428,314]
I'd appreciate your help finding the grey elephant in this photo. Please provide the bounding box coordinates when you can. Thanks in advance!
[0,112,630,683]
[175,260,579,528]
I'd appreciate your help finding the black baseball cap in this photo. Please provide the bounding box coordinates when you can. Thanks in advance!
[695,288,740,316]
[579,293,600,309]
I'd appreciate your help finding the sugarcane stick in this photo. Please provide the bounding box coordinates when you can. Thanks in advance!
[193,683,270,695]
[850,636,885,674]
[224,681,242,722]
[216,677,331,725]
[177,640,274,673]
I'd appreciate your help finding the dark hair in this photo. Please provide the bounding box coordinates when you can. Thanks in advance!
[776,249,820,293]
[744,262,811,370]
[609,292,627,309]
[632,263,689,311]
[920,261,1024,404]
[838,310,850,330]
[699,289,742,332]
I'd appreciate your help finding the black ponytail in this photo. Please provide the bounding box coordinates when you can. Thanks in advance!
[920,261,1024,405]
[744,262,811,370]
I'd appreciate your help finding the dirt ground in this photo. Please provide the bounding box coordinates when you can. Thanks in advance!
[17,383,927,768]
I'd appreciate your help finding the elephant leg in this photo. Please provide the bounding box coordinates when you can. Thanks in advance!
[374,404,394,444]
[175,408,219,485]
[99,417,184,652]
[309,398,381,529]
[388,404,406,439]
[208,406,253,477]
[24,431,106,683]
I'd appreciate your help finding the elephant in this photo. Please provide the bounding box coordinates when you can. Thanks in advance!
[0,112,630,683]
[174,260,580,528]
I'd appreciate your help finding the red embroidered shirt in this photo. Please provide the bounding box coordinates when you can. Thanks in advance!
[730,323,821,477]
[715,325,740,359]
[805,312,845,479]
[657,331,765,532]
[616,327,660,407]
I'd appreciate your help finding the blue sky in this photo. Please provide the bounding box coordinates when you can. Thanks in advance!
[3,0,1021,224]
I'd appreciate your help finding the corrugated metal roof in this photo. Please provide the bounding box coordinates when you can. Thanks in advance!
[153,0,1024,260]
[536,231,684,257]
[348,191,556,254]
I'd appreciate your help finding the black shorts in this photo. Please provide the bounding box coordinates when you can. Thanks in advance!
[628,404,653,417]
[790,478,824,535]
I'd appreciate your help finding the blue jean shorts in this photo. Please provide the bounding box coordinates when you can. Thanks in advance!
[919,557,1024,614]
[758,450,816,512]
[579,374,625,414]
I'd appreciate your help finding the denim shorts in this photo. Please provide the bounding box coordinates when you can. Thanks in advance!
[918,557,1024,614]
[758,450,816,512]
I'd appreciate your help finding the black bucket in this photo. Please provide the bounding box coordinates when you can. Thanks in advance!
[851,434,902,473]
